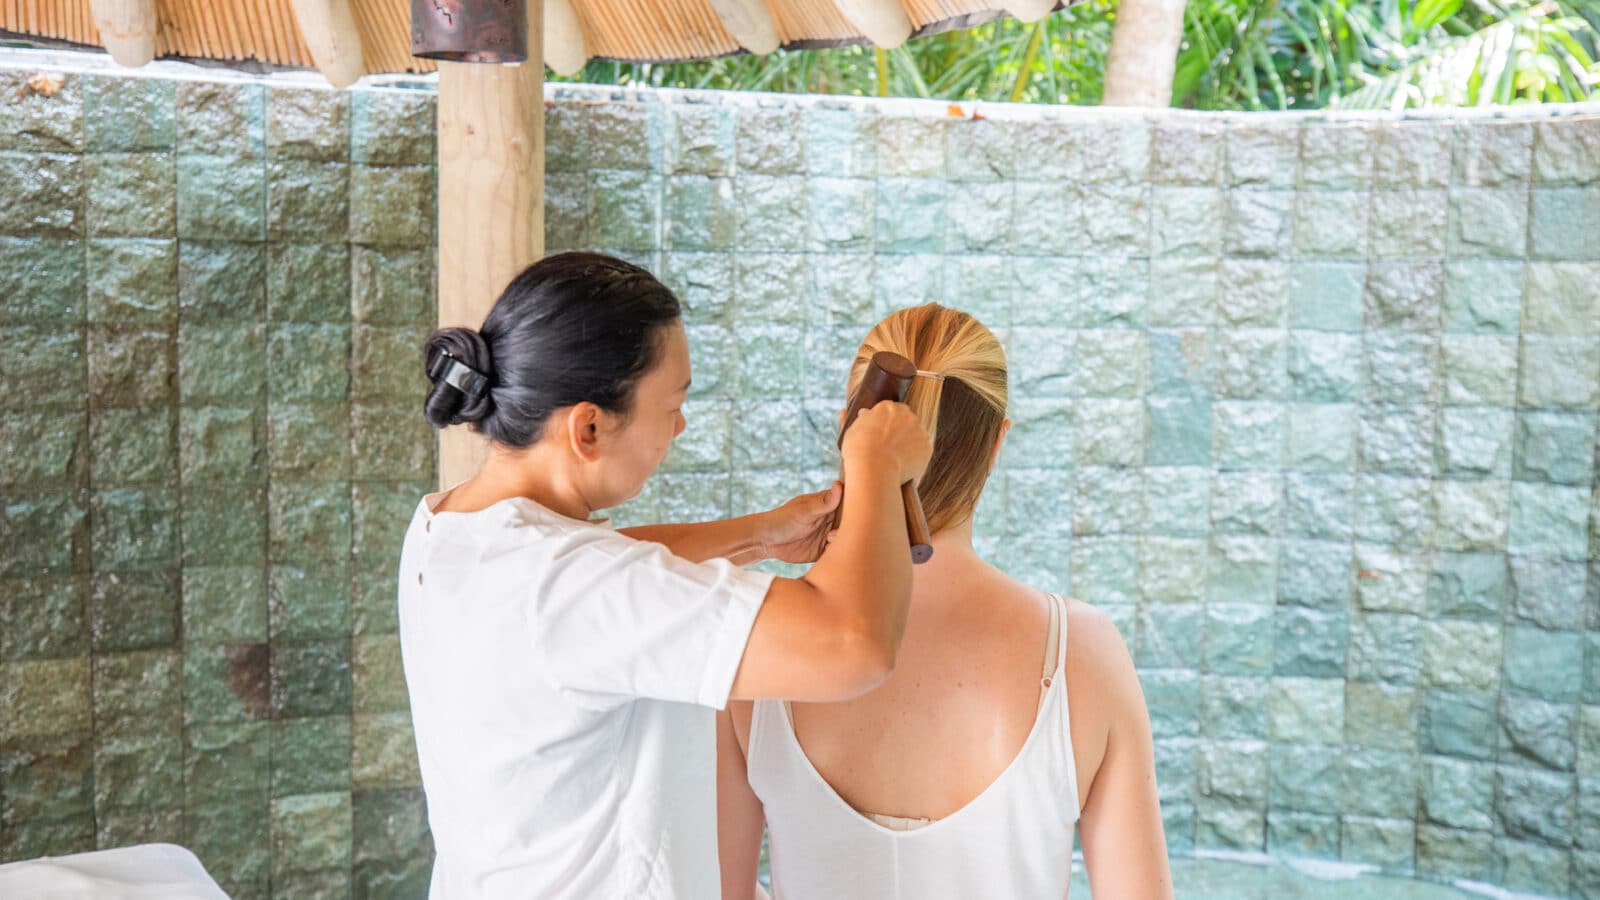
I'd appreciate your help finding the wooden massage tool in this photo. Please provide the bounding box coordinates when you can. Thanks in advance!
[833,351,935,564]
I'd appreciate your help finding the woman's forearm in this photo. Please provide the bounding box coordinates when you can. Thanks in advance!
[620,515,765,564]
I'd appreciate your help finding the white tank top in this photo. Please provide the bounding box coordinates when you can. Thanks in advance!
[747,594,1081,900]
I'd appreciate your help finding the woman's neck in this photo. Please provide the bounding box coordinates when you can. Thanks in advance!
[440,444,595,521]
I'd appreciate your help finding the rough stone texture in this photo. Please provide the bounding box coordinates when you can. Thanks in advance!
[5,71,1600,897]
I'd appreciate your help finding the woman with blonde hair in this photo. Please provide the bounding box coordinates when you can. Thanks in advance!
[717,304,1172,900]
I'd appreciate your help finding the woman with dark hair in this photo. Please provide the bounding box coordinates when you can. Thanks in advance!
[396,252,932,900]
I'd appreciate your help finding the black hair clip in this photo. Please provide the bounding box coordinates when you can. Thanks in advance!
[429,351,489,400]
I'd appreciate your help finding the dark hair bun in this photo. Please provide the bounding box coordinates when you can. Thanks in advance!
[423,327,495,428]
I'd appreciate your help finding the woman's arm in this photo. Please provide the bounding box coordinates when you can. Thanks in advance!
[1075,611,1174,900]
[619,484,840,565]
[717,706,768,900]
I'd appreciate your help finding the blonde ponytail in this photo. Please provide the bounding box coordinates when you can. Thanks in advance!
[846,304,1009,534]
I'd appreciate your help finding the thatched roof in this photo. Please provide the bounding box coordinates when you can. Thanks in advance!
[1,0,1067,83]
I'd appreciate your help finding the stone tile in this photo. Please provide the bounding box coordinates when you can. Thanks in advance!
[1151,186,1222,257]
[270,791,352,876]
[86,152,175,237]
[352,712,421,789]
[0,577,87,662]
[1273,605,1350,675]
[1222,188,1299,257]
[348,165,433,247]
[1436,406,1513,478]
[1071,465,1142,535]
[1453,121,1532,187]
[1060,116,1140,182]
[1426,552,1506,620]
[0,657,92,741]
[1348,611,1422,686]
[1508,481,1590,559]
[350,90,433,166]
[1277,539,1353,610]
[1500,695,1577,771]
[1211,472,1279,536]
[1446,187,1527,258]
[1083,184,1150,256]
[1346,681,1419,751]
[176,154,265,241]
[1442,259,1522,335]
[273,717,352,796]
[1532,118,1600,184]
[1340,815,1417,871]
[664,175,735,250]
[1518,335,1600,411]
[1422,620,1501,692]
[1287,332,1361,402]
[1212,401,1285,470]
[89,491,178,574]
[1369,188,1447,258]
[1440,334,1517,406]
[1421,756,1494,830]
[1530,186,1600,259]
[1151,122,1222,185]
[267,88,348,162]
[0,151,82,236]
[737,107,804,175]
[947,116,1014,181]
[1524,262,1600,335]
[267,160,348,242]
[1373,121,1451,188]
[1139,537,1208,605]
[1225,124,1299,188]
[185,797,269,890]
[1422,689,1498,760]
[1503,625,1584,702]
[1301,123,1372,189]
[271,640,352,719]
[1202,603,1273,675]
[84,76,175,153]
[0,70,86,150]
[1293,190,1369,259]
[92,724,182,810]
[1364,261,1443,331]
[1070,537,1139,606]
[177,240,266,324]
[1495,836,1573,897]
[87,237,177,325]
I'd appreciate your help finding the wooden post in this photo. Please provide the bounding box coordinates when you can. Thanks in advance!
[832,0,912,49]
[436,4,545,489]
[288,0,367,89]
[89,0,157,68]
[1102,0,1188,107]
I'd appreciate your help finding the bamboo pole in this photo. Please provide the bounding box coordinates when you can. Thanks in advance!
[287,0,366,87]
[89,0,157,66]
[1102,0,1187,107]
[436,2,545,489]
[705,0,779,54]
[831,0,911,49]
[543,0,586,76]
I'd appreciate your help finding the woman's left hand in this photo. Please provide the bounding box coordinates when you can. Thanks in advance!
[755,482,843,564]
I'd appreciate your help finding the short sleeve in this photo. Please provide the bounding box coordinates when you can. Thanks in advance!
[530,528,774,710]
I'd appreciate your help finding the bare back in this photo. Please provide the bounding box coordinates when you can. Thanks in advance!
[731,559,1107,822]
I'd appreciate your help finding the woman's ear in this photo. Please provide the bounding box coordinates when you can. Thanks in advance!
[566,403,604,462]
[989,418,1011,472]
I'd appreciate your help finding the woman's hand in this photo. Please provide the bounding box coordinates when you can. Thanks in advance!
[753,481,843,564]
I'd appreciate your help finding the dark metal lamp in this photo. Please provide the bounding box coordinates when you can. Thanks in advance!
[411,0,528,63]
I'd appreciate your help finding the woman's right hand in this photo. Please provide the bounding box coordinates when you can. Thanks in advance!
[840,401,933,486]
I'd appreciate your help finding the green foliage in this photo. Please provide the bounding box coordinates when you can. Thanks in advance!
[552,0,1600,109]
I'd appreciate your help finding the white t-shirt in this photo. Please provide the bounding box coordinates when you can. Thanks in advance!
[395,491,774,900]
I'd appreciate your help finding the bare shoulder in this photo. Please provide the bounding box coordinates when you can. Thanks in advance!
[1063,598,1135,672]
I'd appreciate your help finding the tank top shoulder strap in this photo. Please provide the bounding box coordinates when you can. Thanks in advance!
[1053,593,1068,675]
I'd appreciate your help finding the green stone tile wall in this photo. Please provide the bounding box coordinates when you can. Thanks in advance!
[547,88,1600,898]
[2,62,1598,899]
[0,67,437,899]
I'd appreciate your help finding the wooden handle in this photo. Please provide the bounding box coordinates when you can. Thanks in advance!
[831,351,934,565]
